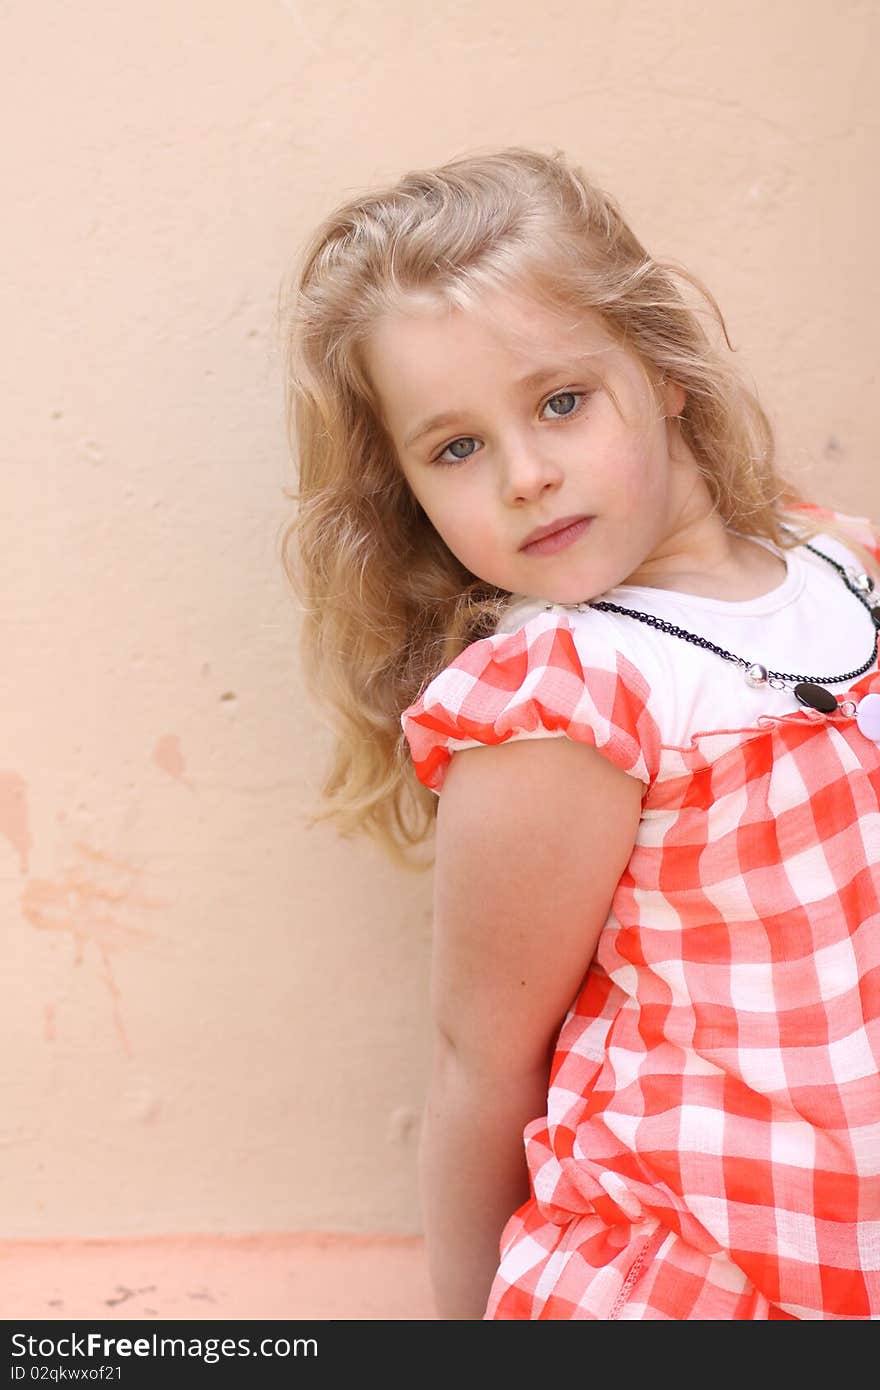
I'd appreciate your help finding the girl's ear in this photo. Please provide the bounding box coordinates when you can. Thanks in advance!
[661,377,686,419]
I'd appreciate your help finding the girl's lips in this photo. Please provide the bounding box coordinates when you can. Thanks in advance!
[520,516,593,556]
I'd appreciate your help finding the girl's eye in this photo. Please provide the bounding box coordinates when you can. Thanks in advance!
[541,390,581,421]
[431,390,588,466]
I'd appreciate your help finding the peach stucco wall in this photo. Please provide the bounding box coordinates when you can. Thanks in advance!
[3,0,879,1319]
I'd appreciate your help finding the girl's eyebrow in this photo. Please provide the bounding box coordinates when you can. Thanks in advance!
[403,363,584,449]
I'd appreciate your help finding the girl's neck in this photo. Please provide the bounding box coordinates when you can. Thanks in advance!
[625,533,787,601]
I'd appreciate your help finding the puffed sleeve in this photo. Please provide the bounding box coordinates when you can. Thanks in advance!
[400,609,662,795]
[832,506,880,564]
[786,500,880,565]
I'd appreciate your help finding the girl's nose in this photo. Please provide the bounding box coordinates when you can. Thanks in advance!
[499,440,564,504]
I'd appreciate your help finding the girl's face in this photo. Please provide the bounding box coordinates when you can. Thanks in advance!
[363,281,706,604]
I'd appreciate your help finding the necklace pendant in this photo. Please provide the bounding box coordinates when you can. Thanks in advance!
[794,681,839,713]
[745,662,768,688]
[854,571,875,594]
[856,692,880,740]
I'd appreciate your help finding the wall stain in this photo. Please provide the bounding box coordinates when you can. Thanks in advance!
[0,771,33,875]
[152,734,194,791]
[105,1283,156,1308]
[22,841,167,1057]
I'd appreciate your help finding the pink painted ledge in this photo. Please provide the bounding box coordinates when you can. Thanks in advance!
[0,1233,438,1321]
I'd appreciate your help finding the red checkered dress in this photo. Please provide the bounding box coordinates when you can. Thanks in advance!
[401,503,880,1319]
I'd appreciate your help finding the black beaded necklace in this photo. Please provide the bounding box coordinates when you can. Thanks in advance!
[545,534,880,731]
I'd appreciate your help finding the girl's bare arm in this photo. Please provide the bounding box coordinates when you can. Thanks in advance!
[421,734,644,1318]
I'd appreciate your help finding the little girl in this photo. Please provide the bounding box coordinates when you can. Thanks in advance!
[279,146,880,1319]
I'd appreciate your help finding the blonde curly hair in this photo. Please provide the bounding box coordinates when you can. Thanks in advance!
[276,144,880,871]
